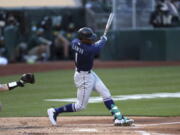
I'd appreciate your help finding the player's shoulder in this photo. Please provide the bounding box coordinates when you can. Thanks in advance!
[72,38,80,45]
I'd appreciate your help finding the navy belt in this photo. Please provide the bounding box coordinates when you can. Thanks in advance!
[77,69,91,73]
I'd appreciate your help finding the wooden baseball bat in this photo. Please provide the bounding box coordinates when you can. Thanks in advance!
[103,13,114,36]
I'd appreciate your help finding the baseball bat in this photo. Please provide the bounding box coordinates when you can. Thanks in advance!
[103,13,114,36]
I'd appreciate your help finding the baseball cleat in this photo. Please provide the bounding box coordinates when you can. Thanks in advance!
[114,117,134,126]
[47,108,57,126]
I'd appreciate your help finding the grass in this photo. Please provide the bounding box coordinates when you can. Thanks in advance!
[0,66,180,117]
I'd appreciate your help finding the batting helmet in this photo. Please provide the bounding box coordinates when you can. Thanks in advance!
[78,27,97,44]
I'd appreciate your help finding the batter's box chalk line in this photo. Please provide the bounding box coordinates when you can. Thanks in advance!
[133,121,180,128]
[136,131,172,135]
[74,128,98,132]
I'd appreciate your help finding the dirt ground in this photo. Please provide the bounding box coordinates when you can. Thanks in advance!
[1,61,180,76]
[0,116,180,135]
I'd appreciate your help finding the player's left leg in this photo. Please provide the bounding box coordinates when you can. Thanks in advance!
[48,71,95,125]
[92,71,134,126]
[47,103,75,125]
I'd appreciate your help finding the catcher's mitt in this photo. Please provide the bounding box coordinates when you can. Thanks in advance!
[20,73,35,84]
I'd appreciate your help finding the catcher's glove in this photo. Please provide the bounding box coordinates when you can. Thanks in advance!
[18,73,35,87]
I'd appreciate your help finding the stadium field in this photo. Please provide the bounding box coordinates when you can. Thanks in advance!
[0,65,180,117]
[0,62,180,135]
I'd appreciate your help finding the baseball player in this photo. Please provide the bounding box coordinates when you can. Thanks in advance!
[0,73,35,92]
[47,27,134,126]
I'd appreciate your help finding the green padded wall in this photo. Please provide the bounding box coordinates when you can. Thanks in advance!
[100,29,180,61]
[166,29,180,60]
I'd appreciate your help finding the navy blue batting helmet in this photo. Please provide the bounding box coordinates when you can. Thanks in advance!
[78,27,97,44]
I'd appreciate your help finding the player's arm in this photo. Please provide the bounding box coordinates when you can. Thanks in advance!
[92,36,107,53]
[0,81,24,91]
[0,84,10,91]
[95,36,107,48]
[0,73,35,92]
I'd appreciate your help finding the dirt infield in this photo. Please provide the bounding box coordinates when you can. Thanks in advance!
[1,61,180,76]
[0,116,180,135]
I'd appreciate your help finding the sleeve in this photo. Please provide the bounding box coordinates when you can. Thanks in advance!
[71,39,81,52]
[71,39,78,47]
[92,36,107,54]
[95,36,107,48]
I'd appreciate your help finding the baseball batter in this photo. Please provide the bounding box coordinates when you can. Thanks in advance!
[47,27,134,126]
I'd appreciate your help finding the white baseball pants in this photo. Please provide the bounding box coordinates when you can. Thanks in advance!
[73,70,112,111]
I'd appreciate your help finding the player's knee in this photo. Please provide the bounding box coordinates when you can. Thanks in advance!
[77,106,86,111]
[103,96,112,101]
[74,103,86,112]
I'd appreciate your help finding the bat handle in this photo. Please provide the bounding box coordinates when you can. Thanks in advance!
[103,30,108,36]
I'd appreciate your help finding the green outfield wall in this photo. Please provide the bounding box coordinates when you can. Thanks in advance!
[100,29,180,61]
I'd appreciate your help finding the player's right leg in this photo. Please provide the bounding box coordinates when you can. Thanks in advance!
[92,71,134,126]
[111,104,134,126]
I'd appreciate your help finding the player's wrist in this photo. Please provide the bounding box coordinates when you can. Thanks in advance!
[7,81,24,90]
[17,80,24,87]
[7,82,18,90]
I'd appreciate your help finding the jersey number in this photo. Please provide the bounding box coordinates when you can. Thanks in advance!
[75,52,78,65]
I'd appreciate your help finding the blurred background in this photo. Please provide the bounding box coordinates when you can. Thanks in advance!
[0,0,180,65]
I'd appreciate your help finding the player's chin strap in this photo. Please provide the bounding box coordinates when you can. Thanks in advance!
[110,104,123,120]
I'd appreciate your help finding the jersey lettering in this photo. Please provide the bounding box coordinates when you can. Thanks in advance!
[72,44,84,54]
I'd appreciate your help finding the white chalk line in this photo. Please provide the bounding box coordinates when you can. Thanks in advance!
[136,131,171,135]
[44,92,180,103]
[134,121,180,128]
[74,128,97,132]
[74,128,151,135]
[136,131,151,135]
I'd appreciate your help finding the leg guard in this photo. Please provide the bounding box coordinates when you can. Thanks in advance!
[111,104,123,120]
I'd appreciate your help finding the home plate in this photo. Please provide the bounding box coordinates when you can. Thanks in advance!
[74,128,97,132]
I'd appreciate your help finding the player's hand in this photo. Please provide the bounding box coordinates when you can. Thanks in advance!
[101,35,107,41]
[18,73,35,87]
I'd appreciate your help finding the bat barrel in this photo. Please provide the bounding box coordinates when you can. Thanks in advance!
[103,13,114,36]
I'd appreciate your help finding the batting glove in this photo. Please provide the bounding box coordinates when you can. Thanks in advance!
[101,35,107,41]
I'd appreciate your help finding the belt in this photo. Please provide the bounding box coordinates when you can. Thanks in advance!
[77,69,91,73]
